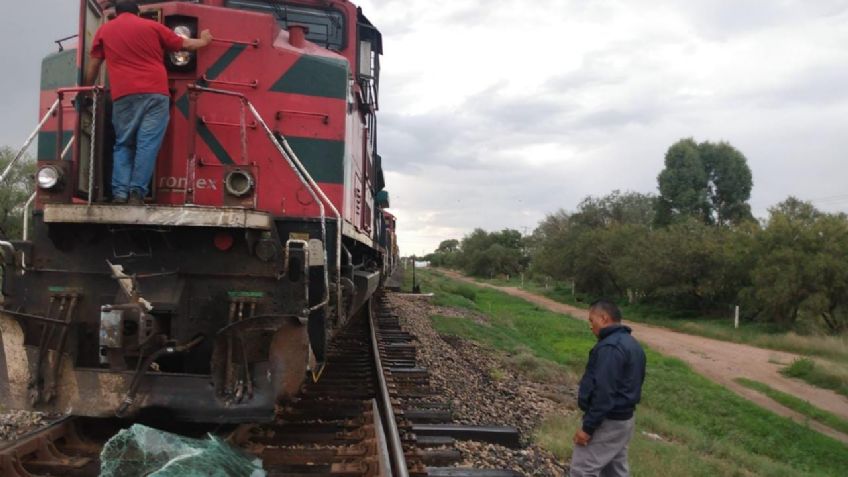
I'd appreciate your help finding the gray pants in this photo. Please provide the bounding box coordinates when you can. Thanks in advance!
[570,417,635,477]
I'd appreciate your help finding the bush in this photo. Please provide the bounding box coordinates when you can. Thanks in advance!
[449,284,477,302]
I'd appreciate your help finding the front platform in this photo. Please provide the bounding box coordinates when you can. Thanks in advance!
[43,204,273,230]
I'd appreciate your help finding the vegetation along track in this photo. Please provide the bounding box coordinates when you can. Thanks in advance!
[440,269,848,444]
[1,293,522,476]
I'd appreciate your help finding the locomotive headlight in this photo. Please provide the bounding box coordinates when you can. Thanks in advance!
[169,25,193,66]
[36,166,61,189]
[225,169,255,197]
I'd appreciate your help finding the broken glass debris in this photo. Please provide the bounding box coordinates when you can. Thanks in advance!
[100,424,265,477]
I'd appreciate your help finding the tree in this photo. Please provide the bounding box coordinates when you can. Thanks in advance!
[528,210,573,281]
[656,139,753,226]
[743,198,848,333]
[629,219,752,309]
[0,146,36,239]
[573,190,656,228]
[655,139,710,225]
[456,228,527,277]
[700,141,754,226]
[529,193,656,298]
[436,239,460,253]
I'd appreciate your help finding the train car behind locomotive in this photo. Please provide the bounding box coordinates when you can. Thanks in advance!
[0,0,395,423]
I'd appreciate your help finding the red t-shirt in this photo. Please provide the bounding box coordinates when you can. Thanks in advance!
[90,13,185,100]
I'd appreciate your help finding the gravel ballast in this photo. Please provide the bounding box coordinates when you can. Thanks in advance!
[0,410,49,442]
[387,293,574,476]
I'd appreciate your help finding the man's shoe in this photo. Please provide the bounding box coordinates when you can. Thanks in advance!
[128,190,145,206]
[112,195,128,204]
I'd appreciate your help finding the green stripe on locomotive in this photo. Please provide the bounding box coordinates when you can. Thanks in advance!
[38,49,77,161]
[40,48,77,91]
[285,137,345,184]
[271,55,348,100]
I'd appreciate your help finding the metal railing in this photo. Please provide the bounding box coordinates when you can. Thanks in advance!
[2,86,100,242]
[0,99,60,185]
[21,137,76,242]
[187,84,343,323]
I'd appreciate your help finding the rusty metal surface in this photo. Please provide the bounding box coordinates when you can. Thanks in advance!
[43,203,273,229]
[0,293,524,476]
[0,417,99,477]
[0,314,30,410]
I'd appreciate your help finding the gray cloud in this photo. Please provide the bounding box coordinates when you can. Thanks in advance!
[662,0,848,40]
[4,0,847,256]
[1,1,78,148]
[749,64,848,107]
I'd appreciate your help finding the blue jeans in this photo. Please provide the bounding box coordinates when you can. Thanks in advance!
[111,94,170,199]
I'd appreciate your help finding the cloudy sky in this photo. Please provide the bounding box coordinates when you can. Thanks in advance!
[4,1,848,255]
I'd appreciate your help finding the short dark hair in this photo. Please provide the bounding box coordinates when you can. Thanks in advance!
[114,1,140,15]
[589,299,622,322]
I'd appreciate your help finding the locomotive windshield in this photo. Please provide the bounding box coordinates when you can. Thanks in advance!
[226,0,346,51]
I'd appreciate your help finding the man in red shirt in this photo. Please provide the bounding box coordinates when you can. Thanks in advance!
[85,0,212,204]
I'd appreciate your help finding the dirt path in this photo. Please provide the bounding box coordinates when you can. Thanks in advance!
[440,270,848,444]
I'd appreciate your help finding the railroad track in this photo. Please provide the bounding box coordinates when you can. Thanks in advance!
[1,292,522,476]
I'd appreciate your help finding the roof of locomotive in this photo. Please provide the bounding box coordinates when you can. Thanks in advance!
[96,0,382,52]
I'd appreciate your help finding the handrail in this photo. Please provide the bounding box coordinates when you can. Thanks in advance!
[19,138,73,243]
[1,85,101,191]
[55,86,103,95]
[187,84,341,321]
[0,99,59,185]
[87,89,99,205]
[274,122,343,316]
[22,193,36,242]
[57,86,103,206]
[61,136,76,160]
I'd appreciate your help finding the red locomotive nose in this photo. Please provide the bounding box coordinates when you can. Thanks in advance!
[214,231,235,251]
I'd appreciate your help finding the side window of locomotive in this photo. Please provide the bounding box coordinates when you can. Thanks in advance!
[357,21,381,106]
[359,40,373,79]
[226,0,345,51]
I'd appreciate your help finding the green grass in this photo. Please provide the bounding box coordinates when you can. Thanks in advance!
[468,272,848,362]
[781,358,848,398]
[735,377,848,435]
[419,268,848,477]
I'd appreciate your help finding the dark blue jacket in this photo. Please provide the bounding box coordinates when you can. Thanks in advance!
[578,325,646,435]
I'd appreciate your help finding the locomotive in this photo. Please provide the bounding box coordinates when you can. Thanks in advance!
[0,0,396,422]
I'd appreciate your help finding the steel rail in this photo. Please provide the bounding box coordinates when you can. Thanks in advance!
[0,416,93,477]
[0,416,76,454]
[369,301,410,477]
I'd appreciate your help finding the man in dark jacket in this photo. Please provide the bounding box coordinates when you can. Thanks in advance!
[571,300,646,477]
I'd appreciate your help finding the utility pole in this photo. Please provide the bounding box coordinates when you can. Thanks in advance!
[411,255,420,294]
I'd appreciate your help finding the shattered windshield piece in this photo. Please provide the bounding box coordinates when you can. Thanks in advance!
[100,424,265,477]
